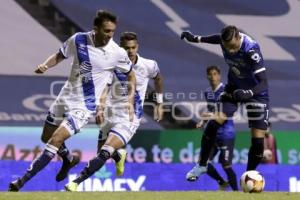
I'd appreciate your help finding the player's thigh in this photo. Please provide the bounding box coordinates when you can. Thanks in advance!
[208,145,219,161]
[246,101,269,131]
[106,122,138,147]
[48,125,72,147]
[60,108,93,136]
[218,139,235,167]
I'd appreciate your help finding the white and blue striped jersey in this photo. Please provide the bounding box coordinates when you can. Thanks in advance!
[106,54,160,125]
[57,31,132,112]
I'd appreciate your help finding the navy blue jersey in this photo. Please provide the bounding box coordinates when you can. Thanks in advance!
[204,83,235,139]
[221,33,268,97]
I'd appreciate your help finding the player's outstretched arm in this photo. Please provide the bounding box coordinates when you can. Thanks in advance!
[34,51,65,74]
[181,31,221,45]
[127,70,136,122]
[154,73,164,122]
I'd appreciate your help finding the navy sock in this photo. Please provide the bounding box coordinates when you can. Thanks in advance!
[247,137,264,171]
[199,120,222,166]
[224,167,238,191]
[57,143,73,163]
[21,144,57,184]
[207,163,225,185]
[73,149,111,184]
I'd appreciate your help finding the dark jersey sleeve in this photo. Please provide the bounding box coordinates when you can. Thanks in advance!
[252,71,268,95]
[246,47,268,95]
[200,34,222,44]
[247,47,265,73]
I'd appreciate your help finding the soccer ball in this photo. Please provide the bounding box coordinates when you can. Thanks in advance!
[240,170,265,193]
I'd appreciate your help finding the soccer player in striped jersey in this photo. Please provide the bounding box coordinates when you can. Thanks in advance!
[65,32,163,191]
[181,25,269,181]
[64,32,164,191]
[8,10,135,191]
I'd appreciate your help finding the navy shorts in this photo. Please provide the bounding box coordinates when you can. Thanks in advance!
[209,138,235,167]
[218,96,269,130]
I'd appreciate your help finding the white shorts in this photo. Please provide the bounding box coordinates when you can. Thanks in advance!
[46,97,94,135]
[98,106,139,144]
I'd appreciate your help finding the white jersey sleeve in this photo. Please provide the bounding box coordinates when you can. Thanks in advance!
[148,60,160,78]
[59,34,76,58]
[116,48,132,73]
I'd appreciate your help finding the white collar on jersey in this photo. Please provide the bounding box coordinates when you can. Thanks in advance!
[212,82,224,92]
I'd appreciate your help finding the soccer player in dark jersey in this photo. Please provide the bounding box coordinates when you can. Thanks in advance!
[197,66,237,191]
[181,25,269,181]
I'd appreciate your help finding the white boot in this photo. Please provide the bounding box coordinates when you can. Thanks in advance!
[186,164,207,181]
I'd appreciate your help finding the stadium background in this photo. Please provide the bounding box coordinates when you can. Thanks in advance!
[0,0,300,192]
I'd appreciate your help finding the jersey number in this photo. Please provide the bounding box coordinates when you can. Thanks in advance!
[251,53,261,63]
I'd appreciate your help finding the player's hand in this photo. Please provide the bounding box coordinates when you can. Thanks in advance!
[154,103,164,122]
[35,64,48,74]
[196,112,212,129]
[218,92,233,102]
[233,89,253,101]
[180,31,199,43]
[95,106,105,125]
[196,120,205,129]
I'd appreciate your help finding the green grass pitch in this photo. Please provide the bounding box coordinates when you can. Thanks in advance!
[1,192,300,200]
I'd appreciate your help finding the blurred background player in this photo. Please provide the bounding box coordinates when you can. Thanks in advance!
[196,66,238,191]
[181,25,269,181]
[8,10,134,191]
[96,31,164,177]
[65,31,164,191]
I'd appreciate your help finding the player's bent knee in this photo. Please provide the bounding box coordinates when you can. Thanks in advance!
[105,133,126,149]
[48,128,70,147]
[99,145,115,159]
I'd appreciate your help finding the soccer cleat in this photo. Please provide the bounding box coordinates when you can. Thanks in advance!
[186,164,207,182]
[8,178,24,192]
[56,155,80,182]
[65,182,78,192]
[219,181,230,191]
[116,149,127,176]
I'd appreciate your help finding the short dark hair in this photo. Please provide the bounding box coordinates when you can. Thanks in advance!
[206,65,221,75]
[93,10,117,27]
[221,25,239,42]
[120,32,138,43]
